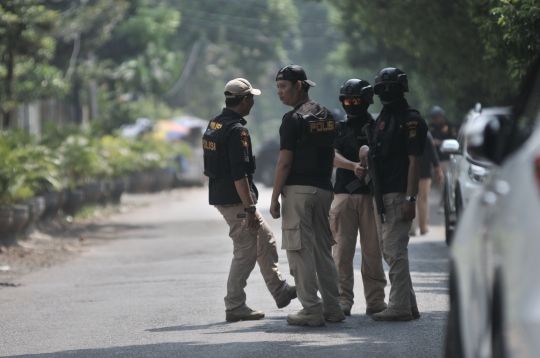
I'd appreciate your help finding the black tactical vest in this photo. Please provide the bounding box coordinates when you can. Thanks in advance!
[290,103,335,177]
[372,108,421,158]
[335,115,371,162]
[202,115,255,179]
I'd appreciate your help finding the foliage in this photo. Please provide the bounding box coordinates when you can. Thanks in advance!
[326,0,516,122]
[0,131,62,205]
[470,0,540,79]
[57,135,105,189]
[0,0,62,126]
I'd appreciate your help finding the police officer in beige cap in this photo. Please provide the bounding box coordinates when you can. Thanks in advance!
[202,78,297,322]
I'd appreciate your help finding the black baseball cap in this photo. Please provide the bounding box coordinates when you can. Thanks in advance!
[276,65,316,87]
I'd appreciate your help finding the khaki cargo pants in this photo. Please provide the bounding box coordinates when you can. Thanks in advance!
[374,192,418,313]
[216,204,290,313]
[329,193,387,310]
[281,185,342,315]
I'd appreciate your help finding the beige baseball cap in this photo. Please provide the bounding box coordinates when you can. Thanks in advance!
[224,78,261,98]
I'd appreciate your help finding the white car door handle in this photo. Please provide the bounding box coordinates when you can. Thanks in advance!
[482,191,498,206]
[493,180,510,196]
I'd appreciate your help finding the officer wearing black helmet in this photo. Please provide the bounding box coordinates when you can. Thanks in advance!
[330,79,388,317]
[359,68,427,321]
[270,65,344,326]
[202,78,296,323]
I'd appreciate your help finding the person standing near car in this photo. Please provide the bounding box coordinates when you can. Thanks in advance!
[270,65,344,326]
[428,106,458,211]
[409,131,444,236]
[360,67,427,321]
[202,78,297,322]
[331,79,388,317]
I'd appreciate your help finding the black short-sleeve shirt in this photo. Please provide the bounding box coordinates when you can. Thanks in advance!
[429,121,458,161]
[207,108,258,206]
[333,114,373,195]
[374,98,428,194]
[279,100,334,191]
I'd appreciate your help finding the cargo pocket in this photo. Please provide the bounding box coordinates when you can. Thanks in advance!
[329,211,338,235]
[295,186,317,195]
[281,217,302,250]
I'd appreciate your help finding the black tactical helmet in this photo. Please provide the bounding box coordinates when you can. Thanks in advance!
[339,79,374,104]
[373,67,409,94]
[430,106,446,118]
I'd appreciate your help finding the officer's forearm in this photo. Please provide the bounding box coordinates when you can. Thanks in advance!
[406,155,422,197]
[271,150,294,202]
[234,177,255,208]
[334,150,357,171]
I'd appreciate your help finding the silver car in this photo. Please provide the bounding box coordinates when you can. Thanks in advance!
[445,59,540,357]
[441,106,512,245]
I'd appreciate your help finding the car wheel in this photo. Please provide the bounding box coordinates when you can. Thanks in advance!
[445,264,464,358]
[492,275,507,358]
[444,180,455,245]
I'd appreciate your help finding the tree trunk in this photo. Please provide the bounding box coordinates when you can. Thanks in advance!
[2,41,15,128]
[88,52,99,120]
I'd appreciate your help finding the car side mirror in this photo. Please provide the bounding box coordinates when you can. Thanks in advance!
[440,139,460,154]
[466,116,503,164]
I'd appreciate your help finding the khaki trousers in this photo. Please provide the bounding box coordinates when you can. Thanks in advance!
[437,160,450,206]
[374,192,417,313]
[329,194,387,309]
[410,178,432,234]
[216,204,289,313]
[281,185,342,315]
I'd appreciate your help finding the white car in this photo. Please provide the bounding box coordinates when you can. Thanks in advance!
[441,106,513,244]
[446,59,540,358]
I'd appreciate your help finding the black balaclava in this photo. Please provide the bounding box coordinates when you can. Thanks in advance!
[379,91,404,107]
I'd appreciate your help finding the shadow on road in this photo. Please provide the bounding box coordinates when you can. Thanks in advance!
[5,311,449,358]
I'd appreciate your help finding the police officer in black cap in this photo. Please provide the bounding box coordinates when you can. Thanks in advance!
[359,68,427,321]
[270,65,344,326]
[330,79,388,317]
[202,78,296,323]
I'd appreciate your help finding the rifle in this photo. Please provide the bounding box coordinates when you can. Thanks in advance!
[362,123,386,223]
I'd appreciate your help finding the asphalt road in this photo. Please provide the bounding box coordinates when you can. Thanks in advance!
[0,186,449,358]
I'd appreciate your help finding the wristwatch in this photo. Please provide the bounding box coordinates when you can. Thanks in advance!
[405,196,417,203]
[244,205,257,214]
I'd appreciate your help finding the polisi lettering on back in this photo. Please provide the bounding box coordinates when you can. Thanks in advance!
[308,120,334,134]
[203,139,217,151]
[291,102,335,176]
[202,115,255,179]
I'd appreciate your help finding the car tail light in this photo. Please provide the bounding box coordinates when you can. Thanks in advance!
[536,156,540,186]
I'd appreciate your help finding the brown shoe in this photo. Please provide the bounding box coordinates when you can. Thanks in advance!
[287,309,325,326]
[341,303,352,316]
[371,308,413,322]
[323,311,346,322]
[226,307,265,322]
[366,302,388,315]
[276,286,297,309]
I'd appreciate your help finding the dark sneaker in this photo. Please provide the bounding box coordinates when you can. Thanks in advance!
[366,302,388,316]
[341,303,352,316]
[226,307,265,322]
[323,311,346,322]
[371,308,413,322]
[276,286,297,309]
[411,306,421,319]
[286,309,325,326]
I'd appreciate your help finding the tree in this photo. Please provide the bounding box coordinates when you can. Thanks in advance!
[47,0,130,123]
[326,0,516,122]
[470,0,540,79]
[0,0,60,127]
